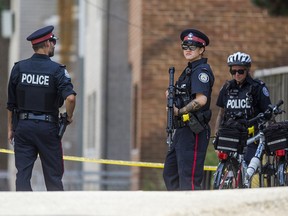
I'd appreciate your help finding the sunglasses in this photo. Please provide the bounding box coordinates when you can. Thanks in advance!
[49,39,56,45]
[181,44,198,51]
[230,69,246,75]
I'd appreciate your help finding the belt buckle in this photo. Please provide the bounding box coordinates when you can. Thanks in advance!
[24,113,28,119]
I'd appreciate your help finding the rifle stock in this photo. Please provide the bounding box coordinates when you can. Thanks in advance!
[166,67,175,150]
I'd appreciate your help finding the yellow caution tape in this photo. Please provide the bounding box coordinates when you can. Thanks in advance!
[0,148,14,155]
[0,148,216,171]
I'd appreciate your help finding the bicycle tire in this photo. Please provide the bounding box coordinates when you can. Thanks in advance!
[237,163,245,188]
[213,160,239,189]
[277,160,288,186]
[213,162,225,189]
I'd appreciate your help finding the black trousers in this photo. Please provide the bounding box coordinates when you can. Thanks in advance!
[163,126,210,190]
[244,142,258,163]
[14,119,64,191]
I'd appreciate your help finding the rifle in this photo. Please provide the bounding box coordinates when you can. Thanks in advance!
[166,67,175,150]
[58,112,68,139]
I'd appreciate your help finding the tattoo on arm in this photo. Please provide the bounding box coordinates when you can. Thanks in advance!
[179,100,201,114]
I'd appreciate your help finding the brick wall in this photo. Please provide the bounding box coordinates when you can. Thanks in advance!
[129,0,288,190]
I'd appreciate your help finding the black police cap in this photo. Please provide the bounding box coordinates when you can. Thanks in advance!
[180,29,209,47]
[26,25,58,45]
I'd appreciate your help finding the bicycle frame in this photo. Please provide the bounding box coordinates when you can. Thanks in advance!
[245,100,287,188]
[213,126,254,190]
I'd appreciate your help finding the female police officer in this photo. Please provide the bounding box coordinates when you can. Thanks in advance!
[214,51,271,164]
[163,29,214,190]
[7,26,76,191]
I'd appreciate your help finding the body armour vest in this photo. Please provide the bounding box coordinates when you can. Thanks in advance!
[16,58,63,113]
[175,63,212,110]
[224,80,254,120]
[175,68,192,108]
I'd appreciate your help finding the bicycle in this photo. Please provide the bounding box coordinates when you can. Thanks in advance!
[213,150,247,189]
[262,116,288,186]
[213,100,287,189]
[213,114,252,189]
[276,147,288,186]
[245,100,287,188]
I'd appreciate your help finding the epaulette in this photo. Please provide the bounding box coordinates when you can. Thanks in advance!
[253,78,265,86]
[60,64,66,68]
[14,61,19,65]
[201,67,208,72]
[225,79,236,90]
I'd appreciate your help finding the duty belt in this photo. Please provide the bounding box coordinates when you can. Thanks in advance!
[174,119,189,129]
[19,113,57,123]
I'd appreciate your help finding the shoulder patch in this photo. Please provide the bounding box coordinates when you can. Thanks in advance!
[262,86,270,97]
[64,69,71,78]
[198,72,209,83]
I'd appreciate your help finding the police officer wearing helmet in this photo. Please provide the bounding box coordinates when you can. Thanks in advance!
[7,26,76,191]
[214,51,271,163]
[163,29,214,190]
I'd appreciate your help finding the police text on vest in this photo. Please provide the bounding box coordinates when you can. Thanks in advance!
[21,73,49,86]
[226,98,251,109]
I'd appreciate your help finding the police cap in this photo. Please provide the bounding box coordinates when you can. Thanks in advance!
[180,29,209,47]
[26,25,58,45]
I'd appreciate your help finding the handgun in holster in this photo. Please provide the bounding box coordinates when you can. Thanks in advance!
[182,112,205,134]
[12,108,19,132]
[58,112,68,139]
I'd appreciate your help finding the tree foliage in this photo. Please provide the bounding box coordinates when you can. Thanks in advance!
[252,0,288,16]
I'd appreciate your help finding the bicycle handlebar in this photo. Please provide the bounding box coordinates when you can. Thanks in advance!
[247,100,284,126]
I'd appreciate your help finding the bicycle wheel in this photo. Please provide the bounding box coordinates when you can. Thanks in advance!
[277,160,288,186]
[213,162,225,189]
[236,162,246,188]
[213,160,238,189]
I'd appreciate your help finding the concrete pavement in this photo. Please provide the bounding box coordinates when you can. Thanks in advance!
[1,187,288,216]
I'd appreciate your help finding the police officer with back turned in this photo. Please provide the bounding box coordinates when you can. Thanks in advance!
[7,26,76,191]
[163,29,214,190]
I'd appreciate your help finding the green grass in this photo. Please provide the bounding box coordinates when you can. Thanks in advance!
[205,143,219,166]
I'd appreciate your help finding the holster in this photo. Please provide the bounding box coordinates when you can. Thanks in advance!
[195,109,212,124]
[58,112,68,139]
[12,109,19,132]
[188,113,205,134]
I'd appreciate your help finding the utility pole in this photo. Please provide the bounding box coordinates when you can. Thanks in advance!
[0,0,11,190]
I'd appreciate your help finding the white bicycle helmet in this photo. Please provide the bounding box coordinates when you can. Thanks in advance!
[227,52,252,67]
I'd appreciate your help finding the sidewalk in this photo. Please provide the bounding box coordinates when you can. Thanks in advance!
[1,187,288,216]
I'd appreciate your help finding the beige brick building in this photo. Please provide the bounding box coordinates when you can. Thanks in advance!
[129,0,288,190]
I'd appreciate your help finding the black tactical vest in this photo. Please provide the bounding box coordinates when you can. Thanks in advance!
[175,63,212,109]
[16,59,62,113]
[224,80,255,121]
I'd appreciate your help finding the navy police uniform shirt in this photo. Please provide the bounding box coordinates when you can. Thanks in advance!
[7,53,76,115]
[216,75,271,120]
[176,58,214,111]
[189,58,214,108]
